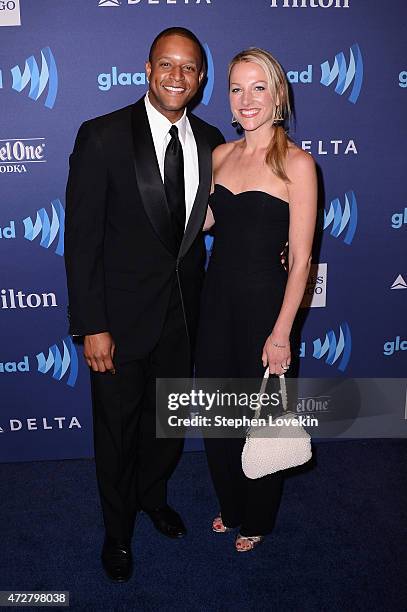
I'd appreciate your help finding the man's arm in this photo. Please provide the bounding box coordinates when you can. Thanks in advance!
[65,121,108,336]
[210,126,225,151]
[65,121,115,373]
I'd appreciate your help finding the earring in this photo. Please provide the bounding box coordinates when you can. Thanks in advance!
[231,114,239,128]
[273,105,284,124]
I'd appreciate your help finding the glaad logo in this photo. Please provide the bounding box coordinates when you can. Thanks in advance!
[23,199,65,256]
[300,322,352,371]
[202,43,214,106]
[0,138,46,174]
[0,355,29,373]
[320,43,363,104]
[0,0,21,27]
[205,235,214,252]
[0,337,79,386]
[287,44,363,104]
[398,71,407,88]
[37,337,78,387]
[0,47,58,109]
[390,274,407,290]
[99,0,121,5]
[323,190,357,245]
[391,207,407,229]
[0,199,65,256]
[98,67,146,91]
[383,336,407,356]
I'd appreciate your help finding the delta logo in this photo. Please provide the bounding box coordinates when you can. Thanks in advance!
[0,416,82,433]
[390,275,407,290]
[286,43,363,104]
[98,1,212,6]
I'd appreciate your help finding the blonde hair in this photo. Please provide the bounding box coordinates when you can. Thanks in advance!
[228,47,291,182]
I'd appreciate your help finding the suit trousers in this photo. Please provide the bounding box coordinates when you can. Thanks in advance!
[90,277,190,542]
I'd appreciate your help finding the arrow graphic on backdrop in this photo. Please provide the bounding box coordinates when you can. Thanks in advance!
[320,43,363,104]
[23,199,65,256]
[0,47,58,109]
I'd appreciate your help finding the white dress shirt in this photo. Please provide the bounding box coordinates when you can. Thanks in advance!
[144,93,199,228]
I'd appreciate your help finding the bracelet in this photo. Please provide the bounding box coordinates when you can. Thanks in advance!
[271,341,288,348]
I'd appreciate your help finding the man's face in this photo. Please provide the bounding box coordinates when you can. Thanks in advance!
[146,34,204,122]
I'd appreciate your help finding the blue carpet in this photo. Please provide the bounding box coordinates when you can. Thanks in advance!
[0,440,406,611]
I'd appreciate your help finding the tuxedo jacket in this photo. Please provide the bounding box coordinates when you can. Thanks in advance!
[64,97,224,360]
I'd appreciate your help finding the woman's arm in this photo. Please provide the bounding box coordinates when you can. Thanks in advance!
[262,149,317,375]
[202,143,232,232]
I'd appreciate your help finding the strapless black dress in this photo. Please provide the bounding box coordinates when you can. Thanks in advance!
[196,183,290,378]
[195,184,292,536]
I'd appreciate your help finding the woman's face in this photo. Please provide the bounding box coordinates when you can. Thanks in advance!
[229,61,276,132]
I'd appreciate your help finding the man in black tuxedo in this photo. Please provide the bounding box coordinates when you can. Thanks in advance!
[64,27,224,581]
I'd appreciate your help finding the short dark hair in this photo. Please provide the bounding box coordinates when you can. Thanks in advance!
[148,27,206,75]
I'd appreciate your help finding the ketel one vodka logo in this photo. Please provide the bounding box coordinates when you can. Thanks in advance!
[0,47,58,109]
[0,138,46,174]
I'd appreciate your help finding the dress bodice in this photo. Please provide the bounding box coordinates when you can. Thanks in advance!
[208,184,289,275]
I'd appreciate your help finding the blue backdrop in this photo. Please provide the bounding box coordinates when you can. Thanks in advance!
[1,0,406,461]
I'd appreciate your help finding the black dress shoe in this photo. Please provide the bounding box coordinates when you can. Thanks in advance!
[145,505,186,539]
[101,537,133,582]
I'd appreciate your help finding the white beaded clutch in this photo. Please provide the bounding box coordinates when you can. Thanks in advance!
[241,369,312,478]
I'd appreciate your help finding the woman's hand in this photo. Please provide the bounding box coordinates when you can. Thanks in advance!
[262,334,291,376]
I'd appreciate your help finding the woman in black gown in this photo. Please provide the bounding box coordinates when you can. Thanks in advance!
[195,48,317,552]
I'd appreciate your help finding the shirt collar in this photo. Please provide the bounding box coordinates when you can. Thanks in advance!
[144,92,187,144]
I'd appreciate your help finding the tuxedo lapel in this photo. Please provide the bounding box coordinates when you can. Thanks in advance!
[130,99,176,256]
[178,115,212,260]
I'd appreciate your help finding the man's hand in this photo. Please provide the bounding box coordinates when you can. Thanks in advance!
[84,332,116,373]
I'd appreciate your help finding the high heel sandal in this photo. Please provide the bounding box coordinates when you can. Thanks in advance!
[235,533,265,552]
[212,514,233,533]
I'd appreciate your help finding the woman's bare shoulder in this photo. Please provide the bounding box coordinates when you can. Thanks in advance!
[286,141,316,174]
[213,139,242,166]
